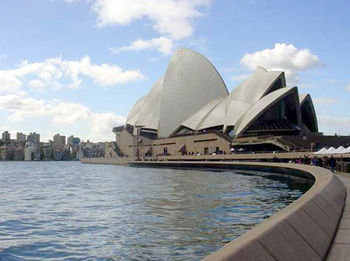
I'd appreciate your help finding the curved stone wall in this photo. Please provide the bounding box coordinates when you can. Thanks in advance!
[127,161,346,261]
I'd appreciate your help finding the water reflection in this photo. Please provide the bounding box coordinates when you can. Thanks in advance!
[0,162,311,260]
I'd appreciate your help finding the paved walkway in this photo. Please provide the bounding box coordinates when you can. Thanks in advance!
[327,173,350,260]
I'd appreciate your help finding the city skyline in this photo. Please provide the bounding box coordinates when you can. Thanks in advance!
[1,0,350,142]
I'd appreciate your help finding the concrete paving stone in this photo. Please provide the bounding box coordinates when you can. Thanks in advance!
[344,203,350,210]
[327,179,346,195]
[327,243,350,261]
[259,222,320,261]
[323,185,346,211]
[344,200,350,208]
[334,175,350,189]
[303,199,337,237]
[341,210,350,219]
[333,176,346,190]
[324,181,345,199]
[327,174,350,261]
[313,194,340,224]
[287,209,331,257]
[207,241,276,261]
[334,229,350,244]
[339,218,350,229]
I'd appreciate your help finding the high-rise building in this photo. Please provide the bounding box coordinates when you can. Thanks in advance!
[67,135,80,146]
[1,131,11,143]
[27,132,40,145]
[16,132,26,142]
[24,141,41,161]
[53,134,66,146]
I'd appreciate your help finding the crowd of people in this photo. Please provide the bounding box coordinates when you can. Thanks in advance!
[285,155,337,171]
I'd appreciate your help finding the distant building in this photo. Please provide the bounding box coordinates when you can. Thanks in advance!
[2,131,10,143]
[41,142,53,160]
[53,150,63,161]
[16,132,26,142]
[53,134,66,146]
[27,132,40,145]
[0,141,24,160]
[80,141,105,158]
[67,135,80,146]
[24,141,41,161]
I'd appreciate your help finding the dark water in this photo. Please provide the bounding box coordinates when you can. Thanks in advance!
[0,161,311,261]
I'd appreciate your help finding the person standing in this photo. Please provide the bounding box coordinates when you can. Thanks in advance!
[329,156,337,172]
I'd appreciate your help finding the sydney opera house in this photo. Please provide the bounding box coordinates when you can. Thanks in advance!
[112,48,348,158]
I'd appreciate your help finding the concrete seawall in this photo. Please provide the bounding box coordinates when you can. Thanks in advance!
[81,157,128,165]
[128,161,346,261]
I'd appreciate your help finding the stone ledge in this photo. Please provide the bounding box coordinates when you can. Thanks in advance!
[81,157,128,165]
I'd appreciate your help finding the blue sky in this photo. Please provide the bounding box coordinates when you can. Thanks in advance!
[0,0,349,141]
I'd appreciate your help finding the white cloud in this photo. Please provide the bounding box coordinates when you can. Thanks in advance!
[313,97,338,106]
[113,37,174,56]
[241,43,323,83]
[0,55,144,93]
[299,83,316,89]
[347,84,350,92]
[91,0,212,40]
[28,80,47,92]
[231,73,251,81]
[89,112,125,141]
[318,115,350,135]
[0,94,125,142]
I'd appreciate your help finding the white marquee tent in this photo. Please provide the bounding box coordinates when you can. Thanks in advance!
[314,146,350,154]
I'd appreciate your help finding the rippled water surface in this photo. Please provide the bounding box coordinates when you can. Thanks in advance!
[0,161,311,260]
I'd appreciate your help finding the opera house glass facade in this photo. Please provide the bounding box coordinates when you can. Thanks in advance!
[113,48,319,158]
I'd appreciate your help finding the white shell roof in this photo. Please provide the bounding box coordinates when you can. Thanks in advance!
[158,48,229,137]
[181,96,225,130]
[132,76,164,130]
[233,87,299,137]
[224,67,285,129]
[126,96,146,126]
[125,48,229,137]
[124,48,314,139]
[197,97,228,130]
[228,67,285,105]
[299,94,309,105]
[299,93,318,132]
[179,66,286,132]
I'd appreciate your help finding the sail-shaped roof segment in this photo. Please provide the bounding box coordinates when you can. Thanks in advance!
[196,97,228,130]
[233,87,300,137]
[125,76,164,133]
[126,96,146,126]
[158,48,229,137]
[178,66,287,133]
[223,67,286,129]
[132,76,164,130]
[228,67,285,104]
[181,97,225,130]
[299,93,318,132]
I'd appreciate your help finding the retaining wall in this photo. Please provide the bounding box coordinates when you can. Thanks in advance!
[128,161,346,261]
[81,157,128,165]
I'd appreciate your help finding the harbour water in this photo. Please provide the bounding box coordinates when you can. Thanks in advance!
[0,161,311,260]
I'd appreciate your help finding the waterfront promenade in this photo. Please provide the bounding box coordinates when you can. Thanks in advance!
[82,151,350,171]
[327,173,350,260]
